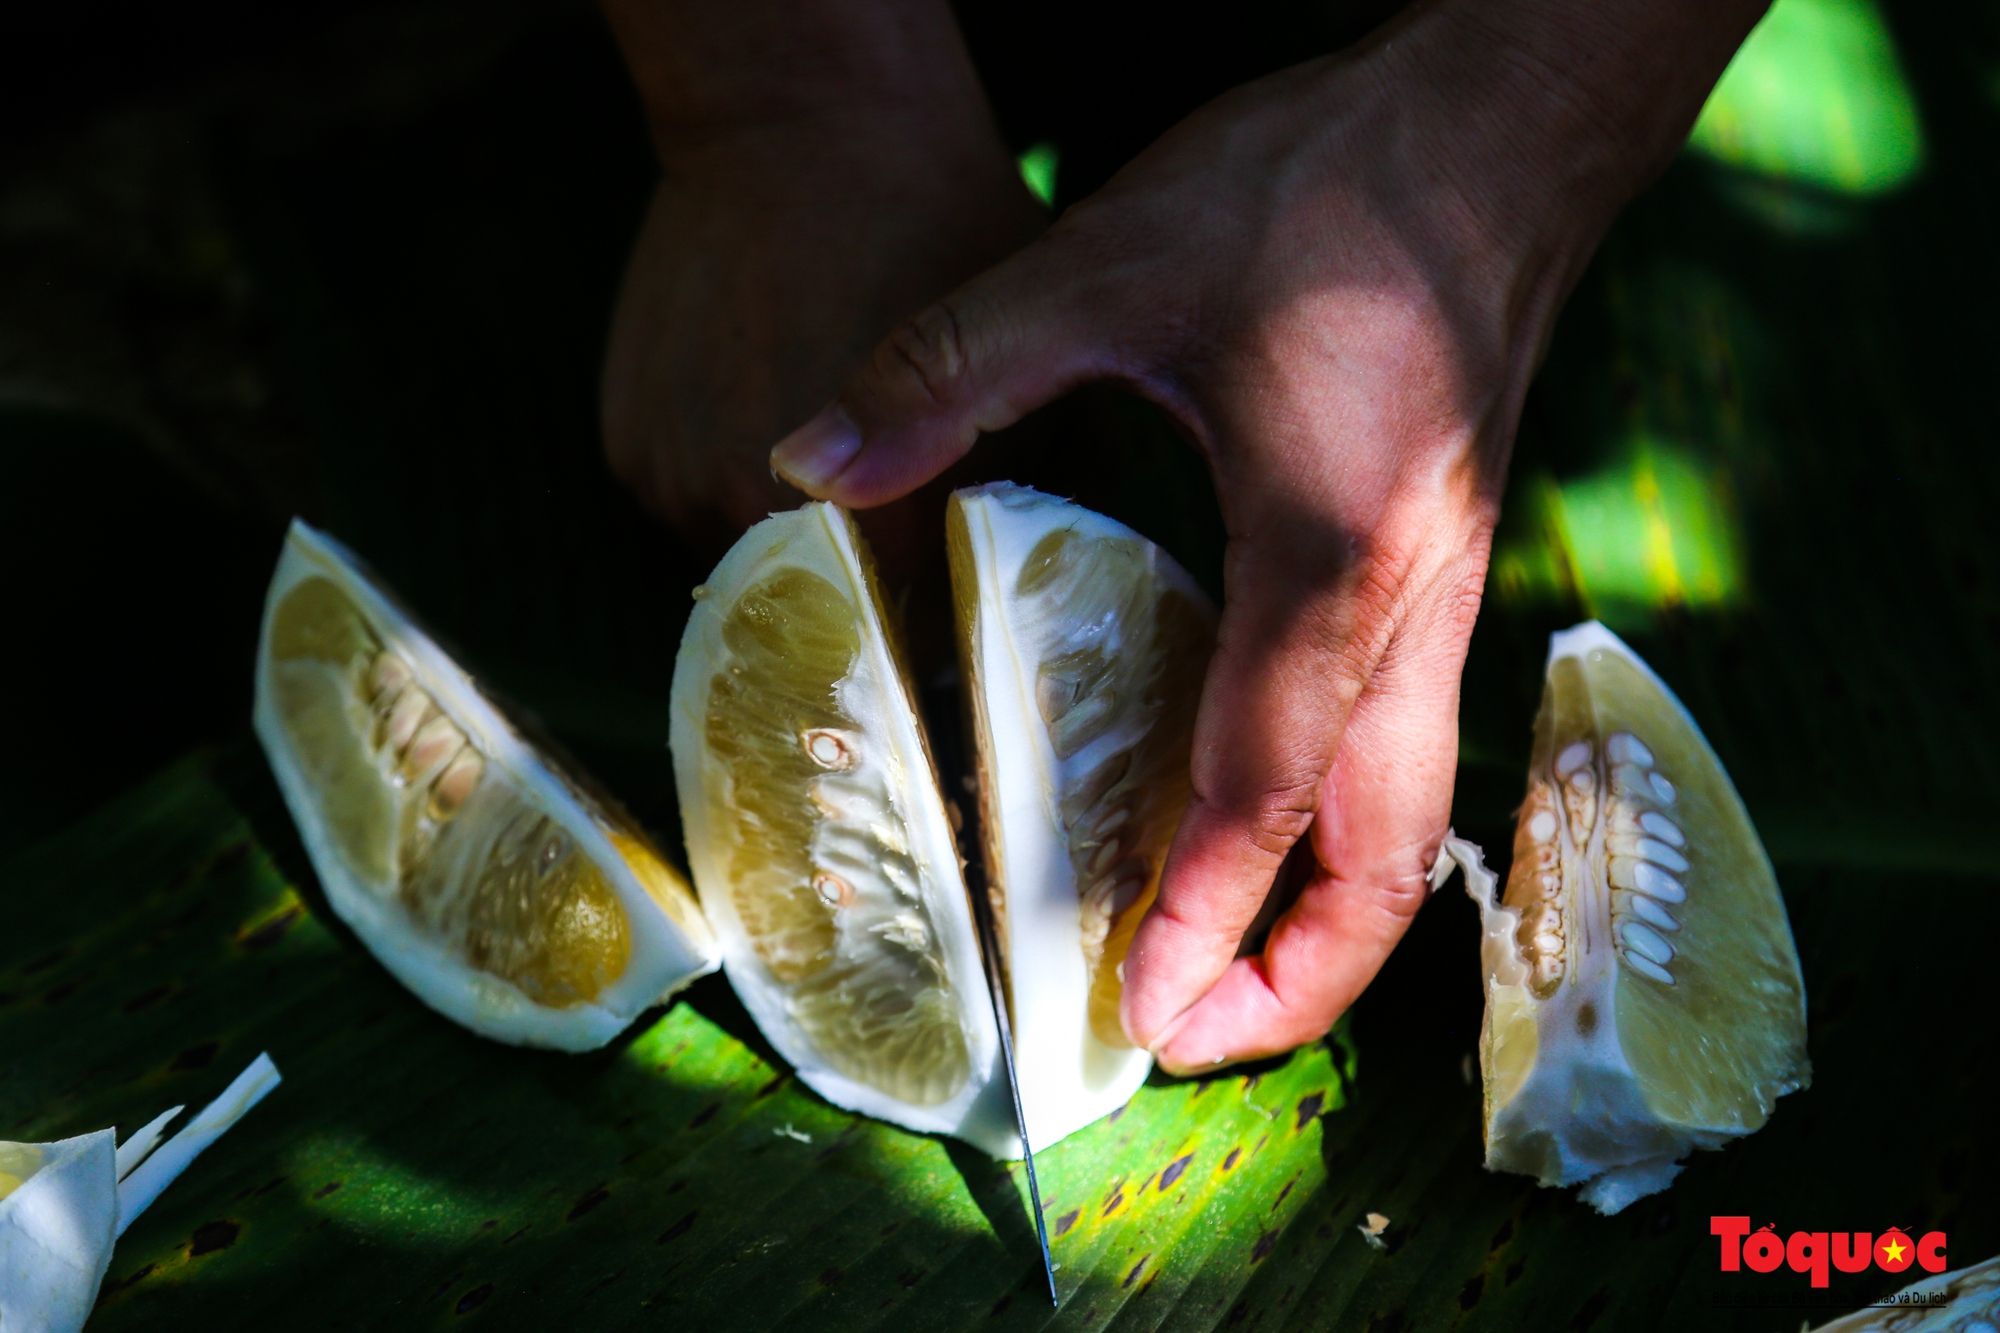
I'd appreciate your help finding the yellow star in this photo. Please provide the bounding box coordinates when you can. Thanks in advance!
[1880,1237,1908,1265]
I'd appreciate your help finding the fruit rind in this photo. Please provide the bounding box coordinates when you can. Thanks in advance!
[0,1132,116,1333]
[671,503,1014,1156]
[254,519,717,1051]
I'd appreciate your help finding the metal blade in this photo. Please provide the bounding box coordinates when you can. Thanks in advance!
[970,887,1058,1306]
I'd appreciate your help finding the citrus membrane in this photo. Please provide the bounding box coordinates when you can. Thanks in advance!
[0,1054,278,1333]
[948,483,1214,1151]
[1441,621,1808,1214]
[254,520,715,1049]
[670,504,1013,1154]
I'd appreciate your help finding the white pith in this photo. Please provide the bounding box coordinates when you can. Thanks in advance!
[1,1054,279,1333]
[670,504,1014,1156]
[254,520,718,1051]
[0,1132,115,1333]
[954,483,1215,1153]
[1455,621,1804,1216]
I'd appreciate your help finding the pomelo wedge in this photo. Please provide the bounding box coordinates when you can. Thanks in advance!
[670,504,1015,1153]
[1448,621,1809,1213]
[255,520,715,1049]
[948,483,1214,1151]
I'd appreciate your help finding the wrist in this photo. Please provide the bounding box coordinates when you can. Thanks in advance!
[1396,0,1769,228]
[602,0,1002,170]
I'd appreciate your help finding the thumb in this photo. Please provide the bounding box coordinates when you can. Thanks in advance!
[769,241,1113,507]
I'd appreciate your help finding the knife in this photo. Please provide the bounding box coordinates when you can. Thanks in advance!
[969,886,1059,1306]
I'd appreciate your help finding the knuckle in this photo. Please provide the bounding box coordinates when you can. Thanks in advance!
[1189,778,1319,862]
[876,299,974,409]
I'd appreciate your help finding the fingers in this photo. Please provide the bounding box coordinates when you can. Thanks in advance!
[1151,583,1476,1072]
[769,238,1113,508]
[1123,516,1489,1072]
[1117,520,1391,1055]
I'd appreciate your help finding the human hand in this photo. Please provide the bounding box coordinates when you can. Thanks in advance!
[768,0,1766,1072]
[600,0,1044,558]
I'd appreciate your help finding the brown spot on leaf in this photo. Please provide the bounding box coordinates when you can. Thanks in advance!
[1294,1092,1324,1128]
[1459,1273,1484,1309]
[188,1220,239,1256]
[1101,1188,1125,1217]
[123,985,173,1013]
[23,949,67,974]
[655,1211,697,1245]
[1223,1148,1241,1171]
[1574,1002,1598,1038]
[211,842,252,877]
[1568,1288,1611,1330]
[1272,1176,1296,1211]
[567,1185,610,1221]
[312,1181,342,1200]
[1160,1154,1192,1191]
[1252,1230,1280,1262]
[455,1283,494,1315]
[818,1268,843,1286]
[1505,1258,1525,1285]
[169,1041,219,1072]
[239,905,303,951]
[689,1103,720,1129]
[755,1074,788,1098]
[897,1267,924,1288]
[429,1273,466,1301]
[1124,1255,1150,1288]
[168,901,212,929]
[1054,1208,1081,1237]
[1367,1312,1406,1333]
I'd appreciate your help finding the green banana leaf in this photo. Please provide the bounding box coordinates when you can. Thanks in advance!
[3,742,1993,1332]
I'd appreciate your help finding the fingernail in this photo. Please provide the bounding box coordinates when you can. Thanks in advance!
[770,403,862,495]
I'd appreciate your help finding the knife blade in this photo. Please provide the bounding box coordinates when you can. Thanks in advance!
[970,886,1058,1306]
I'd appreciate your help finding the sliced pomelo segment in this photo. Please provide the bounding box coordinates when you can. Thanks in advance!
[671,504,1013,1152]
[1454,621,1808,1213]
[948,483,1214,1151]
[255,520,715,1049]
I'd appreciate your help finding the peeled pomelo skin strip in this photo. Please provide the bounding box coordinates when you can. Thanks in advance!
[255,519,716,1050]
[115,1053,282,1234]
[0,1054,279,1333]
